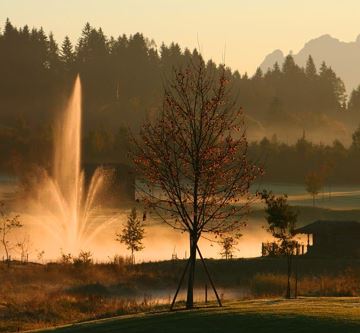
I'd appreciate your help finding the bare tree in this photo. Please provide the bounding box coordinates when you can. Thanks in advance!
[36,249,45,264]
[132,59,259,309]
[259,190,298,299]
[116,208,145,264]
[16,234,32,263]
[220,235,240,259]
[0,202,22,265]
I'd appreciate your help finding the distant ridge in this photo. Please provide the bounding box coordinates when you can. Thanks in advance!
[259,34,360,92]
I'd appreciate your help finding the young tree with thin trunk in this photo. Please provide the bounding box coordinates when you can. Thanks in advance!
[16,234,31,263]
[117,207,144,264]
[259,190,298,299]
[305,171,323,206]
[0,202,22,265]
[132,58,259,309]
[219,235,240,259]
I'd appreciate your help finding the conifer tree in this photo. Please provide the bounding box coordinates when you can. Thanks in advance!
[351,125,360,151]
[253,67,263,80]
[60,36,75,71]
[348,86,360,112]
[267,96,284,123]
[273,61,281,73]
[47,33,60,71]
[305,55,317,78]
[282,54,298,74]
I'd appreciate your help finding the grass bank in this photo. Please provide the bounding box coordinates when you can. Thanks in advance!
[0,258,359,332]
[32,298,360,333]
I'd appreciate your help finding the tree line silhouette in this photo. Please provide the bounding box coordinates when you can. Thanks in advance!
[1,19,360,183]
[251,130,360,184]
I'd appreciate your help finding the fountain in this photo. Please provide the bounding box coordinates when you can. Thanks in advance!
[25,75,117,255]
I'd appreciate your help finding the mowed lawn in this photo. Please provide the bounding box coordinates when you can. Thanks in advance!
[32,297,360,333]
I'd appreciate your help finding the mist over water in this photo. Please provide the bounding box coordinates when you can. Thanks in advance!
[0,77,359,262]
[1,181,359,261]
[2,173,360,262]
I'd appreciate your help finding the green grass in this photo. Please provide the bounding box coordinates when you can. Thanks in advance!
[31,297,360,333]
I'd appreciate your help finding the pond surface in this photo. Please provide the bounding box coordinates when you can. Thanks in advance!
[0,180,359,262]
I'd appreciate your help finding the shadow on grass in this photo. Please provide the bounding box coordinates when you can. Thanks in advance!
[35,306,360,333]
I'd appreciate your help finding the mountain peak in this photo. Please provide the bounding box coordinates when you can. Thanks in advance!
[317,33,335,40]
[260,49,284,72]
[303,34,339,49]
[259,34,360,92]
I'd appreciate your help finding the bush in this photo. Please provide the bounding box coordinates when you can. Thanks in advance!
[73,251,93,266]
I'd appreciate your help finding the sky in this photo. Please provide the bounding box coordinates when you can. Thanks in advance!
[1,0,360,75]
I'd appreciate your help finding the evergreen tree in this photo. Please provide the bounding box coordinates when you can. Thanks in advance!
[3,18,16,38]
[273,61,281,73]
[282,54,298,74]
[319,61,328,75]
[305,55,317,78]
[60,36,75,71]
[0,19,356,178]
[267,96,284,123]
[47,32,61,72]
[76,22,92,57]
[32,27,48,69]
[263,62,282,89]
[253,67,263,80]
[320,63,347,109]
[351,125,360,151]
[348,86,360,112]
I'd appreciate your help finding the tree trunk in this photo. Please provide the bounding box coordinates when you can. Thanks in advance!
[286,253,292,299]
[294,254,298,299]
[186,233,197,309]
[2,239,9,267]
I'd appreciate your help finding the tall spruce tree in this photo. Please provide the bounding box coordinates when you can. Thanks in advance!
[305,55,317,78]
[60,36,75,71]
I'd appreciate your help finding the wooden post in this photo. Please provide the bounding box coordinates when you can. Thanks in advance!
[205,283,208,303]
[170,257,191,310]
[307,234,310,252]
[196,245,222,307]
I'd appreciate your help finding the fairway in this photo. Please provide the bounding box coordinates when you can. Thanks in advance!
[33,298,360,333]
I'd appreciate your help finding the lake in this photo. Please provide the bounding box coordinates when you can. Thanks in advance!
[0,179,359,262]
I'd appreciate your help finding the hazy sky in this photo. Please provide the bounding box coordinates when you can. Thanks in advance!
[1,0,360,74]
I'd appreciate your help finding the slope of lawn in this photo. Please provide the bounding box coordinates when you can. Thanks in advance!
[32,297,360,333]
